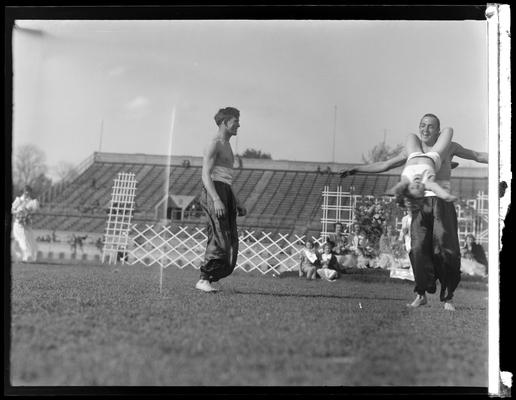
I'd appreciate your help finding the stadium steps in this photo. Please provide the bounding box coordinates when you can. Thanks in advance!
[170,166,200,194]
[360,175,377,196]
[248,171,286,217]
[273,173,300,218]
[264,171,297,217]
[232,169,254,199]
[244,170,274,216]
[135,164,155,184]
[275,171,307,224]
[83,163,129,209]
[134,165,166,207]
[62,163,111,207]
[384,175,399,195]
[135,165,167,208]
[300,172,333,224]
[236,170,265,206]
[180,169,202,196]
[43,163,100,206]
[291,172,319,222]
[142,165,200,211]
[87,163,146,209]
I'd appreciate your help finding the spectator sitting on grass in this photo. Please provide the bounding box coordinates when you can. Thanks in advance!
[299,240,320,280]
[377,225,399,270]
[317,242,341,282]
[328,222,348,256]
[460,234,488,277]
[347,223,362,252]
[356,235,375,269]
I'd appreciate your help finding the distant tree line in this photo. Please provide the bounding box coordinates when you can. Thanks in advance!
[239,148,272,159]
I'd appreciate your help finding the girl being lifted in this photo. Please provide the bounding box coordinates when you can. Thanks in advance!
[391,127,457,205]
[342,127,457,206]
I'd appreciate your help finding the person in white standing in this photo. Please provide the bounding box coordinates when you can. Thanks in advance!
[11,185,40,262]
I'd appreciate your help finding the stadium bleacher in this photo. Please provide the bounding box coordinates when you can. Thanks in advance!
[33,152,489,237]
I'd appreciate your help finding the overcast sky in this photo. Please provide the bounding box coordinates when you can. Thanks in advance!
[12,19,488,176]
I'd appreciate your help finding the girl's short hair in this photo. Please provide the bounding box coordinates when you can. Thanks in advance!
[394,182,413,208]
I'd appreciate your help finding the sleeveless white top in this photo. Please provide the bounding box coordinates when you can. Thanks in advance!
[402,151,449,197]
[407,151,442,171]
[210,165,233,186]
[401,164,435,185]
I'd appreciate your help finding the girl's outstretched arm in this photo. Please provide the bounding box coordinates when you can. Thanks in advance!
[424,180,457,202]
[340,151,408,176]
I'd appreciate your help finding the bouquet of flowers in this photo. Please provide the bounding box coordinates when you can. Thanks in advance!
[14,207,32,226]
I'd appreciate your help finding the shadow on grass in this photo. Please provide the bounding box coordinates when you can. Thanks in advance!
[231,289,407,302]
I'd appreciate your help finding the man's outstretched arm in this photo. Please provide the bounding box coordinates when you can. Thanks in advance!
[452,142,488,164]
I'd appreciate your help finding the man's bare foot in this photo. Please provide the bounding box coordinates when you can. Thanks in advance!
[444,301,456,311]
[407,294,427,307]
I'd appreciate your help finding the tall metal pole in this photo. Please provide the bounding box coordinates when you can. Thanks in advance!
[332,105,337,164]
[99,119,104,152]
[164,107,176,220]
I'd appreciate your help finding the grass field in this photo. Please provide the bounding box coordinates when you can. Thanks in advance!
[9,261,488,387]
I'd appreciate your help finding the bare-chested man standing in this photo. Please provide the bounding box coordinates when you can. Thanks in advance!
[195,107,246,292]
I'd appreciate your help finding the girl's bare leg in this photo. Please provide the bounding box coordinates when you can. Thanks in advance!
[406,133,423,154]
[431,127,454,157]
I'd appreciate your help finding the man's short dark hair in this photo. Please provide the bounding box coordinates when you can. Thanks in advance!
[421,113,440,130]
[214,107,240,126]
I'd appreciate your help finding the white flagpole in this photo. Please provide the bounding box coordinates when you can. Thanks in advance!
[163,107,176,219]
[159,107,176,295]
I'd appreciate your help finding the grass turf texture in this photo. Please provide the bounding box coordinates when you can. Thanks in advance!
[10,262,488,386]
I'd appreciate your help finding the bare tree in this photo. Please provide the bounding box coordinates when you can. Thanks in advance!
[13,144,50,195]
[53,161,78,182]
[362,141,404,164]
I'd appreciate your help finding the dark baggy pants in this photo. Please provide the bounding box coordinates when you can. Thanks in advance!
[409,197,461,301]
[199,181,238,283]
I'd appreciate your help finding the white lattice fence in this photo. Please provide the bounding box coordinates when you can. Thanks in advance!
[127,225,324,274]
[129,225,207,268]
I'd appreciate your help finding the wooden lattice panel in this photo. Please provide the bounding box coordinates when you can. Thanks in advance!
[102,172,137,264]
